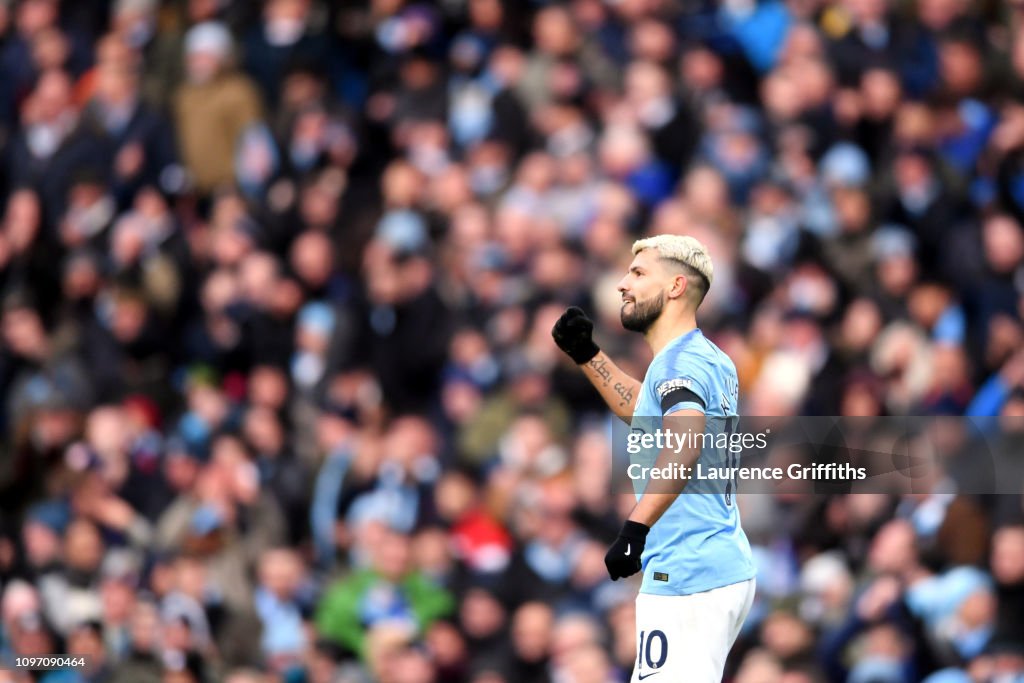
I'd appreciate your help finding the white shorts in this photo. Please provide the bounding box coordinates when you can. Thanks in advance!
[631,579,755,683]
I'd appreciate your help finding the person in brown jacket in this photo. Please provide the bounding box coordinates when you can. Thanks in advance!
[173,21,263,195]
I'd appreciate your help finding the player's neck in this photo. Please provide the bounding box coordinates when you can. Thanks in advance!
[645,312,698,356]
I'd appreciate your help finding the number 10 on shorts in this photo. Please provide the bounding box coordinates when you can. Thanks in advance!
[637,629,668,678]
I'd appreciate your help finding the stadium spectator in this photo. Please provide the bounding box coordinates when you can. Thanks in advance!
[173,21,263,194]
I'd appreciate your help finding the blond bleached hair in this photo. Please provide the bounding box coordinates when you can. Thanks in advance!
[632,234,714,288]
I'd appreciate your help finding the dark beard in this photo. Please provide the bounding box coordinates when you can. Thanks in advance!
[621,291,665,333]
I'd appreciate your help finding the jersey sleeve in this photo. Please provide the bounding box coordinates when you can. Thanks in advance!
[651,357,711,416]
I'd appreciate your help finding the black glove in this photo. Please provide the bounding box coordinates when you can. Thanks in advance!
[551,306,600,364]
[604,520,649,580]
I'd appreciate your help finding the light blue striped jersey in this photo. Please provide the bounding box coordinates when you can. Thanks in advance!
[631,328,756,596]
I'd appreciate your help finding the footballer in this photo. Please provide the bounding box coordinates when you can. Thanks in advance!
[552,234,756,682]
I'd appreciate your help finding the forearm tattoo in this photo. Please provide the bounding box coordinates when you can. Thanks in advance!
[588,356,634,409]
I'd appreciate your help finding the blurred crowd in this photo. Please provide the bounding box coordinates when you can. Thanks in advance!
[0,0,1023,681]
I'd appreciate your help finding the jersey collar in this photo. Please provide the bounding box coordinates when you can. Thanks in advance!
[654,327,702,361]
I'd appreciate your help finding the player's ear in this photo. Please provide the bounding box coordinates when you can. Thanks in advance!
[667,273,687,300]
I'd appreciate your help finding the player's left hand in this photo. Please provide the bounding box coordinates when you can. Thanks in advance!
[605,520,649,580]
